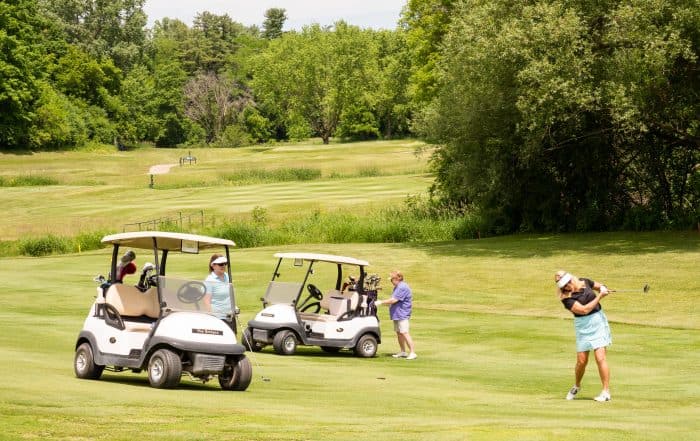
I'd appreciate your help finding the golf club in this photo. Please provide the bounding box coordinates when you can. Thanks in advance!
[236,320,271,382]
[609,283,650,294]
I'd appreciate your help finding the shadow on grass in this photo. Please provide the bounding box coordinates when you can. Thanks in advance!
[405,231,700,259]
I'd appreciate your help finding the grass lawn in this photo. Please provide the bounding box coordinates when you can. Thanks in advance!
[1,140,698,439]
[0,232,698,440]
[0,140,431,239]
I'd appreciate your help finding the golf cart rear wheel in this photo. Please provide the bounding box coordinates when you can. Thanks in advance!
[354,334,378,358]
[272,330,297,355]
[242,327,263,352]
[148,349,182,389]
[74,342,104,380]
[219,356,252,391]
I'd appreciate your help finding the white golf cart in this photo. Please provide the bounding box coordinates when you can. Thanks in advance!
[73,231,252,390]
[243,252,381,357]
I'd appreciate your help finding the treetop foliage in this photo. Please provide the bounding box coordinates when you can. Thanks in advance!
[1,0,697,232]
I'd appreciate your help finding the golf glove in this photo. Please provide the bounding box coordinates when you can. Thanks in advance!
[375,300,383,306]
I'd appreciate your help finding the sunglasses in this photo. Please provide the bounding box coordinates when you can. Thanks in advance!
[214,262,228,266]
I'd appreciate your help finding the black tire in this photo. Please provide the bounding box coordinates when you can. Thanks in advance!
[242,327,264,352]
[148,349,182,389]
[320,346,342,353]
[353,334,378,358]
[219,356,253,391]
[272,330,297,355]
[74,342,104,380]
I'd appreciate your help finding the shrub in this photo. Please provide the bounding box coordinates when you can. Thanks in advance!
[74,230,110,252]
[0,175,59,187]
[19,234,70,257]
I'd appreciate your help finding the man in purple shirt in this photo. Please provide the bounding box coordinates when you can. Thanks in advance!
[375,270,416,360]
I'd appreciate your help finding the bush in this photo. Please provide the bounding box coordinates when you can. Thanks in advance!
[209,222,269,249]
[19,234,70,257]
[74,230,110,252]
[216,124,252,148]
[0,175,59,186]
[221,167,322,185]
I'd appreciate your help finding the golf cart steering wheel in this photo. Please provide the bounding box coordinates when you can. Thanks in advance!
[306,284,323,301]
[177,281,207,305]
[298,284,323,313]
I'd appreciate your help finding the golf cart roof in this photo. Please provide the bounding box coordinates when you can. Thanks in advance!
[102,231,235,251]
[274,252,369,267]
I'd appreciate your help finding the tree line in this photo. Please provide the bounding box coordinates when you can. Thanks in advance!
[1,0,698,232]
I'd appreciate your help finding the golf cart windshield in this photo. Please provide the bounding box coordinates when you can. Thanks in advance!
[158,276,234,319]
[264,253,369,308]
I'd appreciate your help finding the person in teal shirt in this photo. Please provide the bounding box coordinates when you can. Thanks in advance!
[205,254,232,319]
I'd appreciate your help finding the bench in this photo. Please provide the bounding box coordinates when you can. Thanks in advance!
[300,291,360,323]
[105,284,160,332]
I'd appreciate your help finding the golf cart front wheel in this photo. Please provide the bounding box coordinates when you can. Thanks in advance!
[148,349,182,389]
[354,334,378,358]
[219,356,252,391]
[74,342,104,380]
[272,330,297,355]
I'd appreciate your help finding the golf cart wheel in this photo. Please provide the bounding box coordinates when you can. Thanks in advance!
[148,349,182,389]
[74,342,104,380]
[272,330,297,355]
[242,327,263,352]
[219,356,253,391]
[354,334,378,358]
[320,346,341,353]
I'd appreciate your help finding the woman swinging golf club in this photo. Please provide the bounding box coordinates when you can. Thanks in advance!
[555,270,612,402]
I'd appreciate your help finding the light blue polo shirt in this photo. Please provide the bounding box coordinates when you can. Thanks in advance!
[205,272,231,319]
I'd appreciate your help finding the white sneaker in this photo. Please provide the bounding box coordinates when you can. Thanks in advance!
[566,386,579,400]
[406,352,417,360]
[391,352,408,358]
[593,390,611,402]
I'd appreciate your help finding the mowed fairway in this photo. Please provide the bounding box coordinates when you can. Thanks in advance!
[1,141,699,440]
[0,140,431,239]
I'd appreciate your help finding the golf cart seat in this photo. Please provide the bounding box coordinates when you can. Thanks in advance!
[105,284,160,332]
[302,292,359,322]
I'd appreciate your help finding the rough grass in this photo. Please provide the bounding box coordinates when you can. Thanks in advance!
[0,233,698,440]
[0,140,433,240]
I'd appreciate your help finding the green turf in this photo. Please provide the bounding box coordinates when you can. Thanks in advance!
[0,140,431,239]
[1,233,698,440]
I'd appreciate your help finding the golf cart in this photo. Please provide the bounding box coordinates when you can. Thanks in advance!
[73,231,252,390]
[243,252,381,357]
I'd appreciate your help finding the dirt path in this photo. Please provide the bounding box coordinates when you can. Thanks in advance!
[148,164,178,175]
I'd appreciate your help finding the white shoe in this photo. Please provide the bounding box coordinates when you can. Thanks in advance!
[593,390,611,402]
[566,386,579,400]
[391,352,408,358]
[406,352,417,360]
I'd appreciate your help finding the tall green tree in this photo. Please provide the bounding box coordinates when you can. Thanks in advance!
[251,22,380,144]
[426,0,699,232]
[38,0,147,71]
[262,8,286,40]
[149,19,190,146]
[399,0,456,106]
[185,12,249,74]
[374,30,412,138]
[0,0,47,148]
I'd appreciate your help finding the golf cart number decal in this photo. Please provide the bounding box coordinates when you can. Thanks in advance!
[191,328,224,336]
